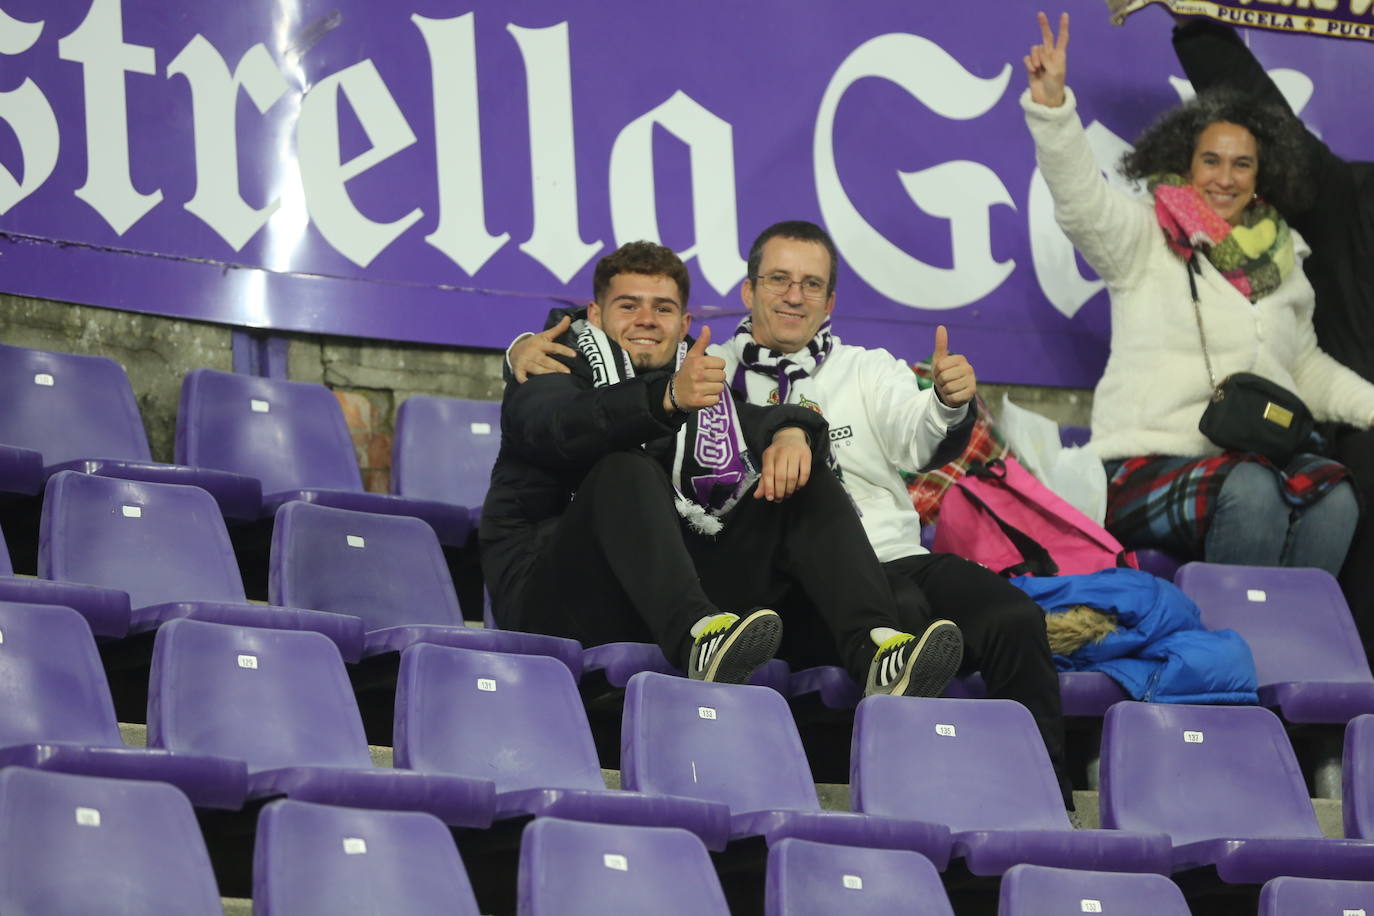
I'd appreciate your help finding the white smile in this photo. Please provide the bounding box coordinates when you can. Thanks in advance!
[627,337,661,346]
[773,309,806,322]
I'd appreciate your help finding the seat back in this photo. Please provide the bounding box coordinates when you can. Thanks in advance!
[147,618,372,770]
[851,695,1070,831]
[518,817,729,915]
[1257,875,1374,916]
[0,342,152,465]
[177,368,362,495]
[253,798,480,916]
[1342,715,1374,838]
[392,395,500,508]
[0,523,12,576]
[0,601,123,747]
[765,837,952,916]
[998,863,1190,916]
[40,471,246,607]
[269,501,461,629]
[0,767,220,914]
[621,671,819,812]
[1176,562,1372,684]
[394,644,603,793]
[1100,701,1322,844]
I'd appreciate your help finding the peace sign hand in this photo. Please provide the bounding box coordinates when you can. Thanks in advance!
[1025,11,1069,109]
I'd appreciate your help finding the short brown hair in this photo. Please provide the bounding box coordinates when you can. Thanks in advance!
[592,241,690,307]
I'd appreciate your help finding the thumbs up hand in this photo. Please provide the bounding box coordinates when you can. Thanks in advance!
[665,324,727,413]
[931,325,976,408]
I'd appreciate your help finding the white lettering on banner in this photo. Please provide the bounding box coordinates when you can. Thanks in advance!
[413,13,508,275]
[1028,120,1135,319]
[167,37,287,251]
[57,0,163,235]
[296,58,423,268]
[508,21,604,283]
[815,32,1014,310]
[0,8,58,216]
[609,90,747,296]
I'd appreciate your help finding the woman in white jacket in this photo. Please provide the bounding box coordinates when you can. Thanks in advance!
[1023,12,1373,575]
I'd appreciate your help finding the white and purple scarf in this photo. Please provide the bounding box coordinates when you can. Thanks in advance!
[572,317,756,535]
[729,316,834,404]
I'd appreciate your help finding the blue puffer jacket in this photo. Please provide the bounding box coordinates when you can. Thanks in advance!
[1011,568,1258,705]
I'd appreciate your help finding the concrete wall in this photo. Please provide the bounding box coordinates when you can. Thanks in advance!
[2,293,1092,491]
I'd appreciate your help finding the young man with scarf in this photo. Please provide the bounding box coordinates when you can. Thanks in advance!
[481,240,964,695]
[509,227,1072,803]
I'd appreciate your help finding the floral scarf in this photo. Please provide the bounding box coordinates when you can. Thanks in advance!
[1150,174,1294,302]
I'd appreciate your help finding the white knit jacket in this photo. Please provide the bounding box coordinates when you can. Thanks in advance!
[1023,88,1374,461]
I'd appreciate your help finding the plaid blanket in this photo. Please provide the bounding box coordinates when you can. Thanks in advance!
[904,361,1009,525]
[1104,452,1351,558]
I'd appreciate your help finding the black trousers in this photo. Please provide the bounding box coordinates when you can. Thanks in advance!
[1329,425,1374,661]
[882,553,1070,801]
[510,451,902,679]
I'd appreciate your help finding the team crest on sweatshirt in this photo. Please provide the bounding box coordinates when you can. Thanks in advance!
[768,389,823,415]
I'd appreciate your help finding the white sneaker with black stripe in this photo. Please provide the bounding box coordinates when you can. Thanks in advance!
[864,620,964,697]
[687,609,782,684]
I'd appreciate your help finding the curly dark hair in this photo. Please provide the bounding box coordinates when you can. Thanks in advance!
[1119,87,1312,216]
[592,240,690,307]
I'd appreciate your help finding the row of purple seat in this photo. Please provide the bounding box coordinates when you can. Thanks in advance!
[27,761,1331,916]
[8,596,1374,891]
[0,341,499,548]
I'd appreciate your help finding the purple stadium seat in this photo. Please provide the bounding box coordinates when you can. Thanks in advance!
[620,671,951,865]
[765,837,953,915]
[253,798,481,916]
[796,666,1128,717]
[1257,875,1374,915]
[37,471,365,659]
[0,767,222,914]
[0,444,43,499]
[147,618,496,826]
[393,643,730,848]
[518,817,730,916]
[0,600,246,808]
[0,342,261,519]
[851,695,1170,876]
[997,864,1190,916]
[583,640,790,693]
[1101,701,1374,883]
[0,519,136,637]
[269,500,580,675]
[1176,562,1374,722]
[1342,715,1374,838]
[392,394,500,533]
[177,367,471,546]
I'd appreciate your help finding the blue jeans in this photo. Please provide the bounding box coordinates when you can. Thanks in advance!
[1204,461,1358,576]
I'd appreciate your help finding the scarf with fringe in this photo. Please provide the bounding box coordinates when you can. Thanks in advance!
[572,317,755,535]
[1150,174,1294,303]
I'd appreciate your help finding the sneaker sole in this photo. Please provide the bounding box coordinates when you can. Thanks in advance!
[888,620,964,698]
[702,609,783,684]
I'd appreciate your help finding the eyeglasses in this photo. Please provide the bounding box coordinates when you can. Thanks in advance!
[755,273,829,301]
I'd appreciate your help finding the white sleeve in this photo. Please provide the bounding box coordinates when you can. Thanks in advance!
[860,349,969,473]
[1022,87,1155,286]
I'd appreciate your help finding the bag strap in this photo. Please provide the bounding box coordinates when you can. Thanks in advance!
[950,476,1060,578]
[1186,255,1219,389]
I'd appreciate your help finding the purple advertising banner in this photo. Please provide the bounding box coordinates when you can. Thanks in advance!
[0,0,1370,386]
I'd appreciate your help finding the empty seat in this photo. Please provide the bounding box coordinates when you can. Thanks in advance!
[0,342,261,519]
[0,767,222,914]
[1342,715,1374,838]
[0,600,246,808]
[1257,875,1374,915]
[253,798,481,916]
[997,863,1190,916]
[393,643,729,848]
[620,671,950,864]
[147,617,496,826]
[37,471,364,659]
[177,368,470,546]
[765,837,952,915]
[1101,701,1374,883]
[1176,562,1374,722]
[392,394,500,532]
[582,639,789,693]
[518,817,729,915]
[269,500,580,674]
[851,695,1169,875]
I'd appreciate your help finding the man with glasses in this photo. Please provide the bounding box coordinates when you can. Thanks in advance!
[509,223,1071,804]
